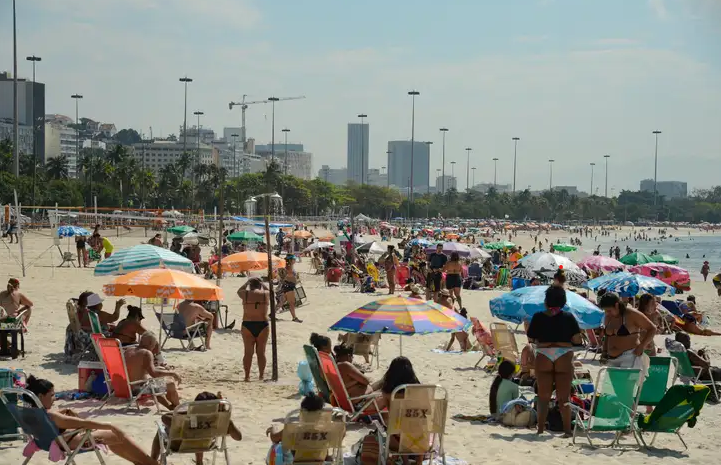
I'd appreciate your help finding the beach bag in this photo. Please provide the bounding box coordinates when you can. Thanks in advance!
[546,404,564,432]
[297,360,315,396]
[500,399,537,428]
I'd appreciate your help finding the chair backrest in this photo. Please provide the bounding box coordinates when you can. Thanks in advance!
[0,369,26,440]
[366,263,379,282]
[386,384,448,458]
[66,299,81,333]
[588,368,641,431]
[468,263,482,278]
[637,384,709,432]
[0,388,59,451]
[88,311,103,335]
[471,317,493,348]
[96,337,132,398]
[668,351,696,379]
[639,356,676,406]
[491,323,518,362]
[167,400,232,453]
[302,345,331,402]
[281,408,347,464]
[585,329,600,347]
[316,351,355,413]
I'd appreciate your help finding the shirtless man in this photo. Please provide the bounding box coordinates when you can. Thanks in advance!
[177,300,214,349]
[0,278,33,325]
[123,333,181,410]
[237,278,270,381]
[148,234,163,247]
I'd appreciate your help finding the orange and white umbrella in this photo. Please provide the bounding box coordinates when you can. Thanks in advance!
[211,251,286,274]
[292,230,313,239]
[103,268,224,301]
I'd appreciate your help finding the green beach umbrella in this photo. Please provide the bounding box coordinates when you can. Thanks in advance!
[552,243,577,252]
[619,252,654,266]
[227,230,263,242]
[650,254,679,265]
[484,241,516,250]
[167,225,196,235]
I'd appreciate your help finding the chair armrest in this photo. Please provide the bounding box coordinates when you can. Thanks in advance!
[349,392,382,402]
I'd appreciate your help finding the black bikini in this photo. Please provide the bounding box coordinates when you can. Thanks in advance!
[242,291,269,337]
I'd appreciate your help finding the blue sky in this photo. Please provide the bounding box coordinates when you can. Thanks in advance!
[2,0,720,193]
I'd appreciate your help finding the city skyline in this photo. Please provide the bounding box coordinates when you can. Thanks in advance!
[2,1,720,193]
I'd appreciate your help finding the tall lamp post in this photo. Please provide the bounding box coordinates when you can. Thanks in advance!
[492,157,499,187]
[386,150,392,188]
[12,0,19,177]
[71,94,84,201]
[450,161,456,182]
[268,97,280,163]
[282,128,290,175]
[465,147,472,191]
[436,168,441,191]
[193,110,204,185]
[603,154,610,197]
[26,55,41,208]
[548,159,555,191]
[471,167,476,189]
[231,133,240,212]
[652,130,662,206]
[512,137,520,193]
[407,90,420,217]
[179,76,193,156]
[439,128,448,193]
[590,162,596,197]
[358,114,367,184]
[425,141,433,194]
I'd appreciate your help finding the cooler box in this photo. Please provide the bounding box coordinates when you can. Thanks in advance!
[326,268,342,283]
[78,361,106,394]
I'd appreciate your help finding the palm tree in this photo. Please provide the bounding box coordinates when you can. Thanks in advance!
[176,152,192,180]
[45,155,70,180]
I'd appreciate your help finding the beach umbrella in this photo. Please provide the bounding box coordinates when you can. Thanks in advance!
[629,264,690,288]
[619,252,654,266]
[317,234,334,242]
[57,225,90,237]
[489,286,604,329]
[94,244,194,276]
[303,241,334,252]
[227,230,263,242]
[356,241,386,254]
[292,230,313,239]
[552,243,577,252]
[577,256,626,273]
[583,271,634,291]
[166,225,196,236]
[210,251,285,274]
[484,241,515,250]
[424,241,471,257]
[409,238,434,247]
[596,273,675,297]
[103,268,223,301]
[329,296,470,354]
[649,254,679,265]
[517,252,585,275]
[470,248,492,260]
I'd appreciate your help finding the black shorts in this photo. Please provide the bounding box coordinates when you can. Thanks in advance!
[427,271,442,292]
[446,273,462,289]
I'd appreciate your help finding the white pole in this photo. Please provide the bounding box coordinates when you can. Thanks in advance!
[13,191,26,277]
[93,196,98,226]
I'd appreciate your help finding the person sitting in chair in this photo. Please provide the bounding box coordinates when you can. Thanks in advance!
[113,305,148,345]
[124,333,182,410]
[177,300,214,350]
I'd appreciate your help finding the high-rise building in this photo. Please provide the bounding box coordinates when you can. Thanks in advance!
[0,72,45,163]
[317,165,348,185]
[44,121,79,178]
[223,127,243,142]
[640,179,687,199]
[347,123,369,184]
[131,140,215,176]
[387,141,430,191]
[255,143,313,180]
[435,175,457,192]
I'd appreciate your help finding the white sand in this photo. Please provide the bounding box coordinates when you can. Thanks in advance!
[1,226,719,464]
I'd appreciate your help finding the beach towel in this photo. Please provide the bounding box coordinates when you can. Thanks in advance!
[450,413,496,423]
[431,348,481,355]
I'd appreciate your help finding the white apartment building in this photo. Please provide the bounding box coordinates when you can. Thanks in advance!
[317,165,347,185]
[255,143,313,180]
[131,140,215,175]
[82,139,107,150]
[0,119,33,155]
[44,122,80,178]
[435,175,457,192]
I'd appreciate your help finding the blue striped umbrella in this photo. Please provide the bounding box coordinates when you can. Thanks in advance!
[57,226,90,238]
[596,273,675,298]
[94,244,194,276]
[582,272,634,291]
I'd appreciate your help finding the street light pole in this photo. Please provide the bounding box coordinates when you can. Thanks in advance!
[386,150,392,188]
[471,167,476,189]
[465,147,472,191]
[652,131,662,206]
[193,111,204,184]
[408,90,420,218]
[12,0,19,177]
[604,154,610,197]
[439,128,448,194]
[450,161,456,183]
[425,141,433,194]
[26,55,41,208]
[268,97,280,163]
[179,76,193,156]
[512,137,520,194]
[590,162,596,197]
[282,128,290,175]
[548,159,555,191]
[436,168,441,191]
[357,114,367,184]
[71,94,84,200]
[492,158,498,187]
[232,133,239,212]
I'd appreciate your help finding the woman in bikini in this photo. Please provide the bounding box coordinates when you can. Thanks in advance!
[599,292,656,377]
[526,282,582,436]
[112,305,147,345]
[443,252,463,308]
[278,255,302,323]
[334,344,375,398]
[237,278,271,381]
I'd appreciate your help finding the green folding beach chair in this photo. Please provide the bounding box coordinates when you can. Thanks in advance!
[571,367,642,448]
[669,351,719,403]
[638,357,677,408]
[0,368,26,442]
[88,311,103,335]
[636,384,709,449]
[303,345,331,403]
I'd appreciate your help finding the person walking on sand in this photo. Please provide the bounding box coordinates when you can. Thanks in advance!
[237,278,270,381]
[701,261,710,282]
[278,255,302,323]
[0,278,33,326]
[382,245,400,295]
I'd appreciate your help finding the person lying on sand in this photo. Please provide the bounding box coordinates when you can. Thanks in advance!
[123,333,182,410]
[177,299,215,349]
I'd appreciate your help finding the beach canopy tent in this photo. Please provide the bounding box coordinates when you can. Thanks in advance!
[354,213,372,221]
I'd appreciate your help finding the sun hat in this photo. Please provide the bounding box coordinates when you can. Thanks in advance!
[86,293,104,307]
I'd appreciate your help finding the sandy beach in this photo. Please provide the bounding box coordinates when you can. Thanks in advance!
[1,225,720,464]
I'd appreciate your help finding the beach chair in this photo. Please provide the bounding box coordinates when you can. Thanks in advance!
[155,399,232,465]
[280,407,347,465]
[0,368,26,442]
[65,299,94,363]
[366,262,380,285]
[87,311,103,335]
[636,384,709,449]
[470,318,496,368]
[374,384,448,465]
[668,351,719,402]
[303,345,332,402]
[571,367,643,448]
[343,333,380,369]
[0,387,106,464]
[155,311,206,351]
[638,357,677,408]
[96,337,166,412]
[316,351,385,426]
[205,301,234,330]
[490,322,519,365]
[583,329,602,361]
[58,248,77,268]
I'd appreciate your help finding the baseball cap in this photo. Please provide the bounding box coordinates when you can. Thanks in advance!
[86,293,104,307]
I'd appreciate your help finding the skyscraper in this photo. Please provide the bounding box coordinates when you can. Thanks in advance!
[387,141,430,191]
[347,123,369,184]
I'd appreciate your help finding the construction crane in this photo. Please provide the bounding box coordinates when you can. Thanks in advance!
[229,95,306,150]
